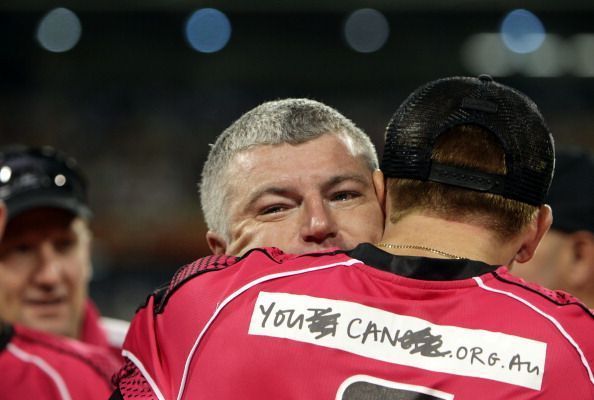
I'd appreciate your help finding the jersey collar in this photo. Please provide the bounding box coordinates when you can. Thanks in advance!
[346,243,499,281]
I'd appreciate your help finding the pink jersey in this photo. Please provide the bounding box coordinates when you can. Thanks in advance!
[115,244,594,399]
[1,323,122,399]
[81,299,124,360]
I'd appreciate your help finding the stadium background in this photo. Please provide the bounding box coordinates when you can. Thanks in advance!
[1,1,593,319]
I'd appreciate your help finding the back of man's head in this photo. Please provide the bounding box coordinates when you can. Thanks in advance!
[381,75,555,240]
[199,98,378,239]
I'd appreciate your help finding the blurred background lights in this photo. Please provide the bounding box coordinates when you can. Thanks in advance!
[344,8,390,53]
[36,8,82,53]
[461,33,513,77]
[462,32,582,78]
[571,34,594,77]
[0,166,11,183]
[519,35,566,77]
[185,8,231,53]
[54,174,66,187]
[500,9,545,54]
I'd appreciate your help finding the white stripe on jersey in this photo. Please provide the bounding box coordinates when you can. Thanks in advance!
[473,276,594,386]
[7,343,73,400]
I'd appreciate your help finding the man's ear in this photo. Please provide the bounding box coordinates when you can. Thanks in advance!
[372,169,386,216]
[515,205,553,263]
[206,230,227,255]
[565,230,594,289]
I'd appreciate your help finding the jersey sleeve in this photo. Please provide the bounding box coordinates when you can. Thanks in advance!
[115,248,295,400]
[115,254,243,399]
[116,295,171,400]
[112,357,160,400]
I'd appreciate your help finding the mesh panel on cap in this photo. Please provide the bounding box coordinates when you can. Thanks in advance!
[381,76,554,206]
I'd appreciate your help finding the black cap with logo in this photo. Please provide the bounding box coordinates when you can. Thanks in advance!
[0,145,91,220]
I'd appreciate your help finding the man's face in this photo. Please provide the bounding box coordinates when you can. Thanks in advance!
[0,208,91,338]
[209,133,385,256]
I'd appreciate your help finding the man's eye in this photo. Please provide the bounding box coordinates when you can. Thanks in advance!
[0,243,34,258]
[54,238,76,252]
[331,192,359,202]
[260,205,287,215]
[14,244,33,254]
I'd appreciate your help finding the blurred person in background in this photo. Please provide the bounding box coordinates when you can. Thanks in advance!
[199,98,385,256]
[0,200,120,399]
[513,148,594,308]
[0,145,128,355]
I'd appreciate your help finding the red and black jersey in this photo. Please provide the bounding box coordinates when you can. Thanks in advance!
[114,244,594,399]
[1,322,122,399]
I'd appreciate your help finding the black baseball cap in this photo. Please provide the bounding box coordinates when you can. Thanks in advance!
[0,145,91,220]
[547,148,594,233]
[381,75,555,206]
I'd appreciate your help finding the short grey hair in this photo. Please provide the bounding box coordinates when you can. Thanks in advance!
[199,98,378,240]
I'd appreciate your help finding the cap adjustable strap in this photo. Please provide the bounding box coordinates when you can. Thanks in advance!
[428,161,505,194]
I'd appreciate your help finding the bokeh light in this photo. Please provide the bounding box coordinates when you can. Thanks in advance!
[520,35,566,77]
[344,8,390,53]
[54,174,67,187]
[500,9,545,54]
[462,32,570,78]
[571,34,594,77]
[461,34,514,77]
[185,8,232,53]
[0,166,11,183]
[36,8,82,53]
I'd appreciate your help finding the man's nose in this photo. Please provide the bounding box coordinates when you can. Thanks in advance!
[301,199,337,244]
[31,243,61,287]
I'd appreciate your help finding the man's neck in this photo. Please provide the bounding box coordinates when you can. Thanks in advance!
[380,214,520,266]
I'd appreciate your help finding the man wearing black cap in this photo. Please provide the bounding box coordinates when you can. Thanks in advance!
[113,77,594,399]
[0,200,121,399]
[0,146,126,352]
[513,148,594,308]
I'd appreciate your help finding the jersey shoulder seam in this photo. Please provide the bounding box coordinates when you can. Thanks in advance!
[493,271,594,320]
[154,248,285,314]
